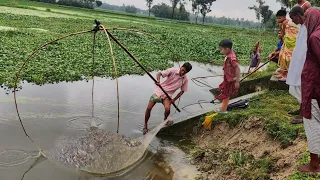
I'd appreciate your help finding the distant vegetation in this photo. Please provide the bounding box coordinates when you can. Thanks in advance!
[29,0,102,9]
[27,0,264,29]
[98,2,261,29]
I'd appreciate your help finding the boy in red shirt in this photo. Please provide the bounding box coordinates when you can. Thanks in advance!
[213,39,241,113]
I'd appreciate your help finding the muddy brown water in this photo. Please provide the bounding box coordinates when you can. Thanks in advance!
[0,62,256,180]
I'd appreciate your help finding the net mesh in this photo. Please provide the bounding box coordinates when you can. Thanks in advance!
[43,120,168,175]
[8,26,176,176]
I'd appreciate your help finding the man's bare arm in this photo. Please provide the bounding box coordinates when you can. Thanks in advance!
[173,91,184,102]
[155,72,162,86]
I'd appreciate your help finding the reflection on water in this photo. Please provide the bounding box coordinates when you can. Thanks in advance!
[0,62,254,179]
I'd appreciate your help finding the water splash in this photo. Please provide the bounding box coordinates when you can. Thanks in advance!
[66,116,103,130]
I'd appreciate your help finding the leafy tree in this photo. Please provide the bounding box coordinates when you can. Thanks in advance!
[276,0,294,8]
[261,5,273,24]
[265,14,277,30]
[146,0,153,17]
[197,0,216,24]
[170,0,180,18]
[96,0,102,7]
[190,0,201,23]
[178,2,189,21]
[152,3,172,19]
[249,0,273,28]
[151,3,189,21]
[125,5,138,14]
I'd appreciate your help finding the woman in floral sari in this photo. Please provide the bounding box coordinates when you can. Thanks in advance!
[277,20,300,81]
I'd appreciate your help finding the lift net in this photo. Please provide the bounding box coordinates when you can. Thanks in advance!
[8,21,178,176]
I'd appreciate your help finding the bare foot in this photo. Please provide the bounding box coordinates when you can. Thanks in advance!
[290,116,303,124]
[143,128,149,135]
[298,164,320,173]
[275,74,284,78]
[165,120,174,126]
[288,109,300,115]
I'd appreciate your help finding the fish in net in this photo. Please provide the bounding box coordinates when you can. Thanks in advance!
[42,119,169,175]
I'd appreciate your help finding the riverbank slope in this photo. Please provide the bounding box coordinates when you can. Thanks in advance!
[187,91,319,180]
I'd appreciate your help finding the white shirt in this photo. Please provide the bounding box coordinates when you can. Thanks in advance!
[286,24,307,86]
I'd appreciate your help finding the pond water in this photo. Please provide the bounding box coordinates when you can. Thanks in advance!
[0,62,259,179]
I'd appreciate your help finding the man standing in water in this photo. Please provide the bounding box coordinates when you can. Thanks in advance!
[143,62,192,135]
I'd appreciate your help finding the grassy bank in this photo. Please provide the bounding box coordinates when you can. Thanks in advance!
[210,91,302,147]
[187,90,318,179]
[0,0,277,88]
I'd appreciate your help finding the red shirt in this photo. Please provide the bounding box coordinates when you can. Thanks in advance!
[223,50,239,82]
[301,29,320,119]
[215,51,239,100]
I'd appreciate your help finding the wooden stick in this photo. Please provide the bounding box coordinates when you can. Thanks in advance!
[240,60,270,83]
[101,25,121,133]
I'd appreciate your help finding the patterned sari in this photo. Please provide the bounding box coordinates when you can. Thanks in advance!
[278,20,300,71]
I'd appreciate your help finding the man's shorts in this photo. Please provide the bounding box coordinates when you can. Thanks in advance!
[149,94,164,103]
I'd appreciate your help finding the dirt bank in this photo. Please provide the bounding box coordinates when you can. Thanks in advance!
[186,91,316,180]
[190,117,307,180]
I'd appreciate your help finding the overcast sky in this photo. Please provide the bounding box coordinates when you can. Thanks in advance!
[102,0,282,21]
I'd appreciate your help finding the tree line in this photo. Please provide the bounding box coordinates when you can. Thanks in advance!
[248,0,275,29]
[248,0,320,30]
[29,0,268,29]
[29,0,103,9]
[145,0,216,23]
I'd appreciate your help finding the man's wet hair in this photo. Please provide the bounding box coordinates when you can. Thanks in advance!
[276,9,287,17]
[182,62,192,72]
[219,39,233,49]
[290,6,304,16]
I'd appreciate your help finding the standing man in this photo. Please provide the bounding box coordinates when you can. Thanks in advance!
[143,62,192,135]
[287,6,308,124]
[299,8,320,173]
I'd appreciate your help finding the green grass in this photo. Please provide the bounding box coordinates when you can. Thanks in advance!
[0,0,277,88]
[201,90,303,147]
[190,147,278,180]
[230,150,278,179]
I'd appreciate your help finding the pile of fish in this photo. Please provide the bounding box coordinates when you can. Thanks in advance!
[48,128,144,174]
